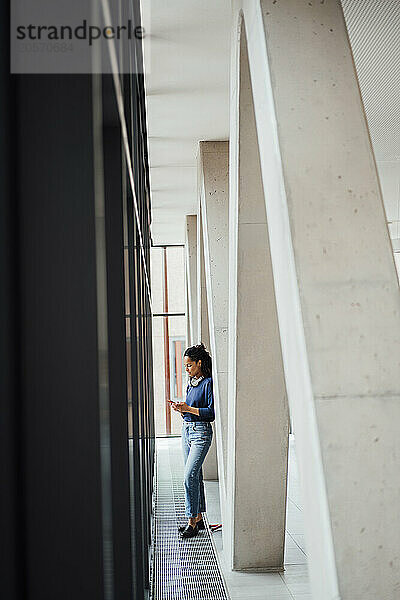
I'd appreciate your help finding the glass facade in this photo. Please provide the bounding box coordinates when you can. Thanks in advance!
[1,2,155,600]
[151,246,187,436]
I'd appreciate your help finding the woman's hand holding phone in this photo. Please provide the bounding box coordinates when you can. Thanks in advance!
[171,401,189,413]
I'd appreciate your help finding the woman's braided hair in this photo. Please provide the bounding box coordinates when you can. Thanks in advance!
[184,343,212,378]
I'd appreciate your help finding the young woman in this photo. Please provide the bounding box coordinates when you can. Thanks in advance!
[171,343,214,538]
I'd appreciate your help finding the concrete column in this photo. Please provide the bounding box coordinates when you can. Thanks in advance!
[231,1,400,598]
[184,274,190,348]
[197,209,218,481]
[198,141,229,519]
[185,215,198,346]
[197,213,210,350]
[226,27,289,572]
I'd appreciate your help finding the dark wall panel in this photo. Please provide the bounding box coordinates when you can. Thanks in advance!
[103,113,134,598]
[0,3,22,598]
[17,75,104,600]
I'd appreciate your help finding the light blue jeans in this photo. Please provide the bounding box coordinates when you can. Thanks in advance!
[181,421,213,518]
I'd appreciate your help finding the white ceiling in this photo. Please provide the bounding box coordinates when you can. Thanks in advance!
[143,0,400,245]
[143,0,231,244]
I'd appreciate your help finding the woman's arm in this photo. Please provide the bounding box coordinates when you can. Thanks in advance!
[198,380,214,420]
[172,402,199,416]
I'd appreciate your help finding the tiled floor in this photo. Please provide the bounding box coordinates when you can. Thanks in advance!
[204,435,312,600]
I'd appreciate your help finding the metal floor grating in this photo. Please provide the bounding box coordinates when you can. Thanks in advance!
[150,440,230,600]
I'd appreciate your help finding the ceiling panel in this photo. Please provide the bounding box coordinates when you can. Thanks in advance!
[341,0,400,161]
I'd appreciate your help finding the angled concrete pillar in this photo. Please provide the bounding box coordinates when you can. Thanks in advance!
[185,215,198,347]
[197,209,218,481]
[226,26,289,572]
[198,141,229,520]
[231,1,400,598]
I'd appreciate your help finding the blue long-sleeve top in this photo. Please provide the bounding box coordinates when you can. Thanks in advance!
[183,376,215,422]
